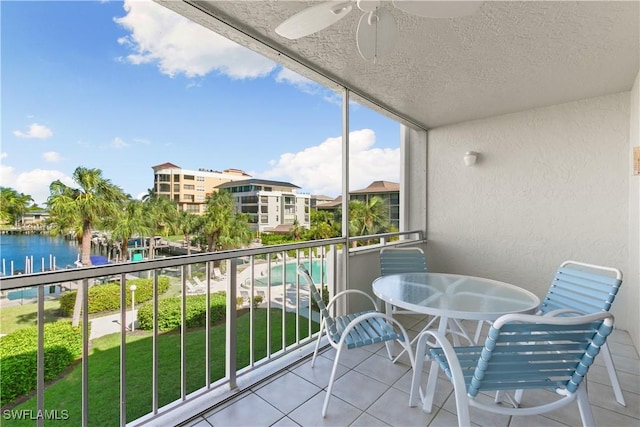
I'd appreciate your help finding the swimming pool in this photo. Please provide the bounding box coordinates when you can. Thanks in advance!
[255,260,326,286]
[7,285,60,300]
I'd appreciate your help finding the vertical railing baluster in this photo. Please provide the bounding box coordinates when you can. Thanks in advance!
[37,285,44,427]
[294,249,301,344]
[249,257,255,366]
[281,251,286,351]
[226,259,237,389]
[205,261,211,389]
[119,273,127,427]
[266,256,271,358]
[82,278,89,427]
[152,272,158,414]
[181,267,187,400]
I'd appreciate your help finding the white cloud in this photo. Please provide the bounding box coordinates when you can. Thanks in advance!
[111,137,129,149]
[261,129,400,196]
[13,123,53,139]
[1,152,7,160]
[275,68,319,93]
[42,151,63,163]
[114,0,276,79]
[0,165,74,205]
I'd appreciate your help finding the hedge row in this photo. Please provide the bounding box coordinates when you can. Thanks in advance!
[0,321,83,407]
[137,292,227,331]
[59,277,170,316]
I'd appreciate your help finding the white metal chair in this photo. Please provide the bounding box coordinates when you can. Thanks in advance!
[410,311,615,426]
[298,263,415,417]
[474,260,625,406]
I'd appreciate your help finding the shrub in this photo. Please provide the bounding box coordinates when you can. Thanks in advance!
[0,321,83,406]
[252,295,264,309]
[59,277,171,316]
[137,292,227,331]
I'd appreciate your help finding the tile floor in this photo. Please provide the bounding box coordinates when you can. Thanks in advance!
[182,315,639,427]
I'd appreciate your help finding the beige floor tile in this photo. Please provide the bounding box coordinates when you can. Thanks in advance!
[366,387,436,426]
[270,416,300,427]
[353,353,412,386]
[350,412,390,426]
[320,347,374,369]
[331,370,389,410]
[290,354,350,388]
[287,392,362,427]
[205,393,284,427]
[254,371,322,414]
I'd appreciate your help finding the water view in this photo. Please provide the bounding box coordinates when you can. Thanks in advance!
[0,234,90,274]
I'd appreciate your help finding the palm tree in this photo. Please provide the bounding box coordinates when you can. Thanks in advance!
[202,191,236,253]
[108,199,151,262]
[308,210,339,240]
[143,195,178,260]
[47,166,126,326]
[201,191,252,276]
[0,187,33,226]
[347,197,391,246]
[288,219,304,241]
[177,210,202,256]
[176,210,202,278]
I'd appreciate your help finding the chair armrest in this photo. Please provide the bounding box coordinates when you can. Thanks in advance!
[326,289,379,312]
[542,308,588,317]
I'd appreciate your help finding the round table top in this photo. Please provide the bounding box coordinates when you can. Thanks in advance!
[372,272,540,321]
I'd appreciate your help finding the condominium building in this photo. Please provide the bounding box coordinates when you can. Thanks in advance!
[317,181,400,229]
[151,163,250,214]
[216,179,311,234]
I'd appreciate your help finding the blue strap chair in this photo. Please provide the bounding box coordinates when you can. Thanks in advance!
[410,311,614,426]
[379,247,428,318]
[298,263,415,417]
[474,260,625,406]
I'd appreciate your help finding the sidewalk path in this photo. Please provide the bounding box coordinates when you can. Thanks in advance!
[90,310,137,340]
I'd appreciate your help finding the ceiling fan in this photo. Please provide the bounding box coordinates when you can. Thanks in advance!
[275,1,482,62]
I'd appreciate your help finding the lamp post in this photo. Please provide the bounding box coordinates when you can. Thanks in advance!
[130,284,137,331]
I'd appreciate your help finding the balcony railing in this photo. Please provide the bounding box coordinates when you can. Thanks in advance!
[0,231,423,426]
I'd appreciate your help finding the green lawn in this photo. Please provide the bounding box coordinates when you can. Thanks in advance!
[0,301,70,335]
[7,308,319,426]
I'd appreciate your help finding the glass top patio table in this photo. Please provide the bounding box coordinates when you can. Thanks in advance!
[372,272,540,322]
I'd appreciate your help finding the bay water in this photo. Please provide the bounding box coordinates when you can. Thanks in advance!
[0,234,89,274]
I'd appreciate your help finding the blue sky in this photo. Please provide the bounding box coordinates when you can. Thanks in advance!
[1,0,400,205]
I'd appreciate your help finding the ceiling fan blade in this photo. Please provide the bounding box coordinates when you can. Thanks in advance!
[392,1,482,18]
[356,8,397,62]
[275,1,354,40]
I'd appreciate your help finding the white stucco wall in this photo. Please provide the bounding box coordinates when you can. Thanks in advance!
[426,93,632,332]
[628,70,640,348]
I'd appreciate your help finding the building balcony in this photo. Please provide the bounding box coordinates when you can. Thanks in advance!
[1,231,637,426]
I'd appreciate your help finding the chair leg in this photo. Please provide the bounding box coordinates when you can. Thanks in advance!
[576,382,596,427]
[311,321,325,368]
[601,342,626,406]
[322,343,344,417]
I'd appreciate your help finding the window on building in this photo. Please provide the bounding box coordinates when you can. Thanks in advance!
[184,184,195,190]
[184,175,194,180]
[196,176,205,182]
[173,174,180,182]
[186,204,199,213]
[260,215,268,224]
[174,184,179,192]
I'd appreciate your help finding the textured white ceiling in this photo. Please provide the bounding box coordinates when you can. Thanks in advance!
[162,1,639,129]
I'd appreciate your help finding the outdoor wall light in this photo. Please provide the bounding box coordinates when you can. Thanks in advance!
[464,151,478,166]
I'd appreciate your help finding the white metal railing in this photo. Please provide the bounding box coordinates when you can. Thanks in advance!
[0,231,424,426]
